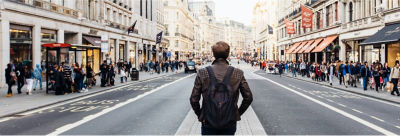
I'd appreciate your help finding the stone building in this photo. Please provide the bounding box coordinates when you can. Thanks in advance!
[0,0,159,87]
[163,0,194,60]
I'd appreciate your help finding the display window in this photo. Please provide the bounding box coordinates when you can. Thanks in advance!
[388,43,400,67]
[10,25,32,66]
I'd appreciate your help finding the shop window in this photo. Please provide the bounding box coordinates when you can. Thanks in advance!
[388,43,400,67]
[10,25,32,65]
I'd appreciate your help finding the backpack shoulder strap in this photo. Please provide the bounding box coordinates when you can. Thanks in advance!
[206,66,217,83]
[223,66,234,84]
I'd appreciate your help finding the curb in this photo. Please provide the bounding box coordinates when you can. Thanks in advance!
[1,73,180,118]
[280,74,400,105]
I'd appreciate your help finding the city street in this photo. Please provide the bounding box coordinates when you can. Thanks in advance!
[0,61,399,135]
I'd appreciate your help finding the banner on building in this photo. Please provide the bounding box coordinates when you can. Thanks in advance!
[268,25,273,34]
[101,35,109,53]
[284,19,296,34]
[156,31,163,44]
[128,20,137,34]
[301,5,313,28]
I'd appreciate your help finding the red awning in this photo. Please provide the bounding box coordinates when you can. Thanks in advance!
[42,43,71,48]
[304,38,323,53]
[286,42,302,54]
[292,42,307,53]
[312,35,338,52]
[298,40,315,53]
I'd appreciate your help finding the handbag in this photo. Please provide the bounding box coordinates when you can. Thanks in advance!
[386,83,394,92]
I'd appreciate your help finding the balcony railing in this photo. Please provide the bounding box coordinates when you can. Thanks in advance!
[8,0,79,18]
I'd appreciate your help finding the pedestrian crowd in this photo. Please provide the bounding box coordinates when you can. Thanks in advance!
[139,60,185,74]
[250,59,400,97]
[5,59,138,97]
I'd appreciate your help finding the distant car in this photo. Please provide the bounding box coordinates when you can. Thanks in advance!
[185,60,197,73]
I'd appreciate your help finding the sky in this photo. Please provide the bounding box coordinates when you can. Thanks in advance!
[214,0,257,26]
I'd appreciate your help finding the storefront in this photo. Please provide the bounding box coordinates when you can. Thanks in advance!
[119,41,126,61]
[10,24,33,66]
[81,36,102,73]
[286,42,301,62]
[312,35,338,63]
[109,39,116,63]
[360,23,400,67]
[129,41,136,68]
[304,38,323,63]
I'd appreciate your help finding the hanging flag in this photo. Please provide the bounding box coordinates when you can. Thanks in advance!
[268,25,273,34]
[301,5,313,28]
[128,20,137,34]
[284,19,296,34]
[156,31,163,44]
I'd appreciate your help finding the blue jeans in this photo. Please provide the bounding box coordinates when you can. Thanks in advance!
[363,77,369,90]
[292,69,296,77]
[383,77,389,87]
[34,77,42,89]
[201,123,236,135]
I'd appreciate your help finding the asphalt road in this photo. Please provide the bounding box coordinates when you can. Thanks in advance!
[0,61,399,135]
[253,69,400,135]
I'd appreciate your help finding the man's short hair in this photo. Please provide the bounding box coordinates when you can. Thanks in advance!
[212,41,230,59]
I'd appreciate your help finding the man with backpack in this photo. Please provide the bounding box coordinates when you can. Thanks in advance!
[190,41,253,135]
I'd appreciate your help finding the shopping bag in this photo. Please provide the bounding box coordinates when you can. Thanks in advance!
[386,83,394,92]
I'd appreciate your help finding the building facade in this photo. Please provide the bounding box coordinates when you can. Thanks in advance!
[163,0,194,60]
[0,0,159,87]
[276,0,400,67]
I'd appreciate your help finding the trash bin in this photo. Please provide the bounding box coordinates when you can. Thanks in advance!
[131,68,139,81]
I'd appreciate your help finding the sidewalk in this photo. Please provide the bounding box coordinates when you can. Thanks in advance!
[0,70,183,118]
[278,72,400,104]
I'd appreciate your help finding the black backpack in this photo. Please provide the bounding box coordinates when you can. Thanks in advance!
[204,66,236,129]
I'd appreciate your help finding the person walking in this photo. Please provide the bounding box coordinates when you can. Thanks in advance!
[328,63,335,86]
[372,64,381,92]
[389,60,400,96]
[100,60,108,87]
[86,63,94,88]
[73,63,82,92]
[292,62,297,77]
[360,62,371,91]
[190,42,253,135]
[54,64,65,95]
[33,64,42,91]
[16,63,25,94]
[61,62,72,93]
[5,63,16,97]
[24,64,34,95]
[382,62,391,90]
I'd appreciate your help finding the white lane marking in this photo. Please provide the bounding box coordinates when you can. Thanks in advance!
[396,126,400,129]
[0,117,14,123]
[321,86,400,108]
[47,74,195,136]
[352,109,363,114]
[338,103,347,107]
[326,99,334,102]
[252,72,397,136]
[317,96,323,98]
[18,75,172,116]
[370,116,385,122]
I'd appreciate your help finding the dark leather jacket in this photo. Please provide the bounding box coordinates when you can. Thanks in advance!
[190,58,253,122]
